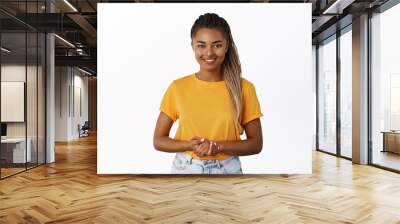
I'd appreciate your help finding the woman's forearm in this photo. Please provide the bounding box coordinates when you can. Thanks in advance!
[153,136,190,153]
[217,138,262,156]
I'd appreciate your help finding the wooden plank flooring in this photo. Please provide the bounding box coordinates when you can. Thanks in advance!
[0,167,26,178]
[372,151,400,171]
[1,134,400,223]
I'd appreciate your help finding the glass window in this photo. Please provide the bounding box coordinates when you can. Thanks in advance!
[1,31,28,178]
[27,31,38,169]
[371,3,400,171]
[0,1,46,179]
[339,28,352,158]
[318,36,337,155]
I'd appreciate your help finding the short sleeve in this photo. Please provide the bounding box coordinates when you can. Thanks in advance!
[159,82,179,121]
[241,81,263,125]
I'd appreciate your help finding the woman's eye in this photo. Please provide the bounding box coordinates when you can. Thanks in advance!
[213,44,223,48]
[197,45,205,48]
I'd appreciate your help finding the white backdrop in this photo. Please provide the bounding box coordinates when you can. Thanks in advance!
[98,3,312,174]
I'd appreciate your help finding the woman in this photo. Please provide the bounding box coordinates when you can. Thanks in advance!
[153,13,263,174]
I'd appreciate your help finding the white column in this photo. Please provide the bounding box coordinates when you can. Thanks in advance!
[46,1,55,163]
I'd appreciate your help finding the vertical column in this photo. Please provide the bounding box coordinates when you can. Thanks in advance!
[352,14,369,164]
[46,0,55,163]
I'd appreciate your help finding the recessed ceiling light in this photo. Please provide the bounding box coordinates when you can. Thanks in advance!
[1,47,11,53]
[63,0,78,12]
[322,0,354,15]
[78,67,93,76]
[54,34,75,48]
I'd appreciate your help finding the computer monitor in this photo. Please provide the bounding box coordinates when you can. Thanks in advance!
[1,123,7,137]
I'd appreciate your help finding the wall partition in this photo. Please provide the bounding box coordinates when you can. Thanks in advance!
[0,31,28,177]
[0,1,46,179]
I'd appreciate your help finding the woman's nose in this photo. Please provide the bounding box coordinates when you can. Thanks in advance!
[206,46,215,56]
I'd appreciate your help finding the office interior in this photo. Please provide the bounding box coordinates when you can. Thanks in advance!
[0,0,97,179]
[0,0,399,223]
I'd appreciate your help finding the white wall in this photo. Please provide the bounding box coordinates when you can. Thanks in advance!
[73,70,89,136]
[55,66,89,141]
[1,65,40,138]
[55,66,69,141]
[1,66,26,128]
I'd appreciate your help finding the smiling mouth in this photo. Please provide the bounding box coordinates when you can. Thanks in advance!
[203,58,216,64]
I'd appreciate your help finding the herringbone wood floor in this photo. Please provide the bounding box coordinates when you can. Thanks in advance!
[1,134,400,223]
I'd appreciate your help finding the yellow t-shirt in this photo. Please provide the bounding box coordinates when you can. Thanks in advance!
[160,73,263,160]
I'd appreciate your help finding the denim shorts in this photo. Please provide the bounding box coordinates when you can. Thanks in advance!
[171,152,243,174]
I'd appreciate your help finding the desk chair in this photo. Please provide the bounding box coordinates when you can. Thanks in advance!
[79,121,90,138]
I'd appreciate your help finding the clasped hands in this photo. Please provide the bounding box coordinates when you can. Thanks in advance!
[189,136,222,157]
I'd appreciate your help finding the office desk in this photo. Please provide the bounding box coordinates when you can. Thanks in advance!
[1,138,32,163]
[381,131,400,154]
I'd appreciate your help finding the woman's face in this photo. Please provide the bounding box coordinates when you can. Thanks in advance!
[191,28,229,72]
